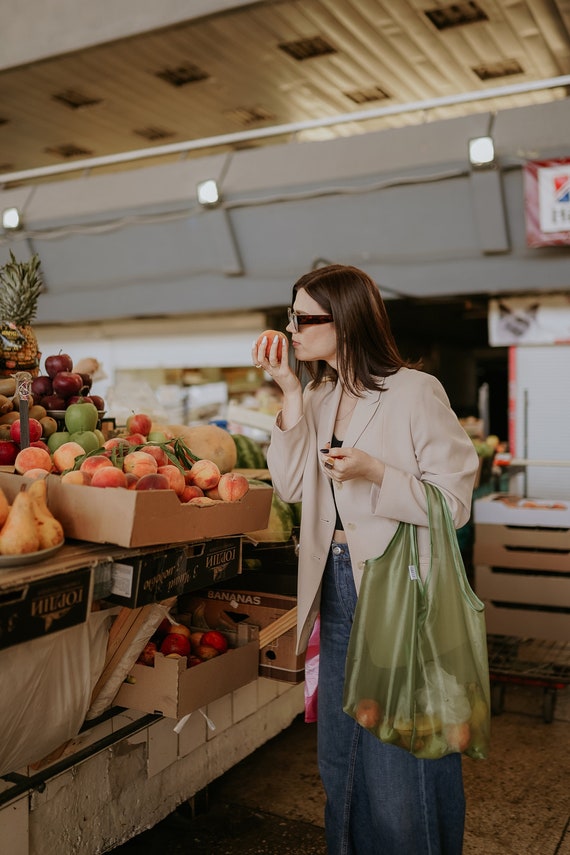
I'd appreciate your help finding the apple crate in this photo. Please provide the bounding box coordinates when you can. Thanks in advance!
[113,623,259,718]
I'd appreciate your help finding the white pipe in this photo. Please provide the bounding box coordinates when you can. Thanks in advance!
[1,74,570,185]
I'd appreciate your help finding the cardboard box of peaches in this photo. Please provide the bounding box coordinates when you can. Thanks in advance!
[0,414,273,550]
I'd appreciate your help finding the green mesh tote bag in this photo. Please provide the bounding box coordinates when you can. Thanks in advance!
[343,481,490,760]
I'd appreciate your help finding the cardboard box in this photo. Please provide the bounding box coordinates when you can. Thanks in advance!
[113,627,259,718]
[474,493,570,528]
[106,537,242,608]
[475,564,570,609]
[481,599,569,643]
[474,523,570,572]
[0,472,272,549]
[0,565,91,651]
[179,586,304,683]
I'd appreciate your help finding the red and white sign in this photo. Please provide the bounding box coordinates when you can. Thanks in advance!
[523,158,570,247]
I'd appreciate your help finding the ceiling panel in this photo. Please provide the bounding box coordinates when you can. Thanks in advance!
[0,0,569,183]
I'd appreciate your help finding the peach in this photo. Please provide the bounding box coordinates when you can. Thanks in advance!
[123,433,147,446]
[79,455,113,475]
[140,445,169,467]
[179,484,204,503]
[134,473,170,491]
[123,450,158,478]
[217,472,249,502]
[15,446,53,475]
[52,441,86,473]
[104,437,131,453]
[256,329,287,361]
[125,473,139,490]
[91,467,128,488]
[23,468,50,480]
[205,485,221,500]
[188,458,221,491]
[157,464,185,495]
[61,470,91,486]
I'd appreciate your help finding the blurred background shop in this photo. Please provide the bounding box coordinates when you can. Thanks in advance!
[1,2,569,853]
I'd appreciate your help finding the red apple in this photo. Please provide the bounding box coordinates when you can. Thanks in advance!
[188,655,202,668]
[10,417,43,445]
[67,394,95,406]
[78,373,93,391]
[89,395,105,412]
[160,634,191,658]
[30,440,50,452]
[167,622,192,640]
[0,440,18,465]
[201,630,229,654]
[52,372,84,399]
[31,375,53,398]
[45,353,73,378]
[137,641,157,667]
[194,643,220,661]
[41,394,67,411]
[126,413,152,437]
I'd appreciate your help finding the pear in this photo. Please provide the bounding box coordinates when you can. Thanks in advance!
[0,490,40,555]
[26,479,65,549]
[0,487,9,528]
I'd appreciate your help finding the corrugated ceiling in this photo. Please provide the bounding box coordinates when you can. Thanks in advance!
[0,0,569,182]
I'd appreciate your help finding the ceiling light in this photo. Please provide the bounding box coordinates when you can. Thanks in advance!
[197,179,221,207]
[2,207,22,230]
[468,136,495,167]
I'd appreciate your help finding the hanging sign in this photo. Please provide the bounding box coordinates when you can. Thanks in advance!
[488,294,570,346]
[523,158,570,247]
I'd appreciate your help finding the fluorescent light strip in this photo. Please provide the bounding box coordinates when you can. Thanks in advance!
[1,74,569,184]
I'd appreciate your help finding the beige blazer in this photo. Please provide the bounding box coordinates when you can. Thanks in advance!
[267,368,479,654]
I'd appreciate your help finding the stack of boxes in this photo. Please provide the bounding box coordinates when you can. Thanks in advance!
[473,494,570,641]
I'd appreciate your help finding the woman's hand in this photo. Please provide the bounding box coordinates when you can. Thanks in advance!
[321,446,385,487]
[251,334,300,396]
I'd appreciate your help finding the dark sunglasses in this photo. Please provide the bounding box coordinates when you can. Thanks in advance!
[287,308,334,333]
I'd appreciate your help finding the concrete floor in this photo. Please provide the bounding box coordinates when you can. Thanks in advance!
[110,683,570,855]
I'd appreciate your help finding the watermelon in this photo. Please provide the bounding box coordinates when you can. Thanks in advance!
[231,434,267,469]
[245,492,295,542]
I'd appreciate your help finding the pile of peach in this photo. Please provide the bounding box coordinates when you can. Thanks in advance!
[13,438,249,505]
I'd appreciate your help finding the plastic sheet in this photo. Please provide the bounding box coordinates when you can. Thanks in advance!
[0,610,113,776]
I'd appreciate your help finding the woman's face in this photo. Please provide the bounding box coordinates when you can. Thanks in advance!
[286,288,337,367]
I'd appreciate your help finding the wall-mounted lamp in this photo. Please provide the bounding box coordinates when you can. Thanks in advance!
[2,207,22,230]
[468,136,496,168]
[196,179,221,208]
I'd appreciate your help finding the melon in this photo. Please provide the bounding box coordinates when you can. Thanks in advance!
[231,434,267,469]
[245,492,295,542]
[166,423,237,473]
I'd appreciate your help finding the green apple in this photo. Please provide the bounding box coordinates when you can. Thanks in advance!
[68,430,100,454]
[47,430,71,453]
[94,428,105,447]
[65,402,99,433]
[147,431,168,443]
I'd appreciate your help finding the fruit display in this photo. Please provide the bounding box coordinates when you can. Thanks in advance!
[10,410,252,507]
[0,480,64,555]
[136,618,231,668]
[0,251,43,378]
[29,350,106,417]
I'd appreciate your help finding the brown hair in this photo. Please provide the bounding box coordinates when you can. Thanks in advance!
[292,264,417,393]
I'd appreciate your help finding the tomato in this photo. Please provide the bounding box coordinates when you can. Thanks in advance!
[64,401,99,433]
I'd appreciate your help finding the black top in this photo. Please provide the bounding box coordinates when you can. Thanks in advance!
[331,433,344,531]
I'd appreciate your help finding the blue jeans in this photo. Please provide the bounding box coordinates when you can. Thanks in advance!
[317,542,465,855]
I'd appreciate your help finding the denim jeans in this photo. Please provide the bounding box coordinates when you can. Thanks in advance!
[317,542,465,855]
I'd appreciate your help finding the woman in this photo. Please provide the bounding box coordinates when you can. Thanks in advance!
[252,264,479,855]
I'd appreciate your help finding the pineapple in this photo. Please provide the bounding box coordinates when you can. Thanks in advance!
[0,251,43,377]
